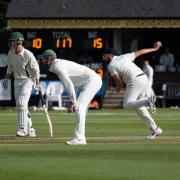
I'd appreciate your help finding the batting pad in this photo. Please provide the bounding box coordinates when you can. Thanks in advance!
[18,109,28,134]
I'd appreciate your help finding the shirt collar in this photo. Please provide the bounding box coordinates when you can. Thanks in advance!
[18,47,25,55]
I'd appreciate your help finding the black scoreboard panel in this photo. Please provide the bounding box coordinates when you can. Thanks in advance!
[18,29,113,61]
[26,30,104,49]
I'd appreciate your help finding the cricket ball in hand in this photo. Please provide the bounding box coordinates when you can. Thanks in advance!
[156,41,162,46]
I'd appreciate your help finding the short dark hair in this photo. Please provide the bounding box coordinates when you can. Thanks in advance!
[103,48,118,55]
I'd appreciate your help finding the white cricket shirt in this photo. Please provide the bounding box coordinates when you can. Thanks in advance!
[7,48,40,81]
[108,53,144,84]
[49,59,98,102]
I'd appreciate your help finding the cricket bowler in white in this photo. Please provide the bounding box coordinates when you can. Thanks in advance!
[103,42,163,139]
[5,32,41,137]
[39,49,102,145]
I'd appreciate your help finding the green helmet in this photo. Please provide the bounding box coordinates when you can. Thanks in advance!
[41,49,57,60]
[9,32,24,41]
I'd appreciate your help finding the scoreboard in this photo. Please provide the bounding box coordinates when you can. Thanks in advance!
[21,29,112,51]
[30,31,103,49]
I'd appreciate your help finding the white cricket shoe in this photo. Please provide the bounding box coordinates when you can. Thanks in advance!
[66,138,87,145]
[28,128,36,137]
[16,130,28,137]
[146,127,163,139]
[148,95,156,114]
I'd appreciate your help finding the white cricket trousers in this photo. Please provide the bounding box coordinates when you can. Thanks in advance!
[123,75,157,130]
[14,79,33,134]
[74,75,102,140]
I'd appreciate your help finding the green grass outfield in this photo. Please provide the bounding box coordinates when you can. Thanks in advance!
[0,108,180,180]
